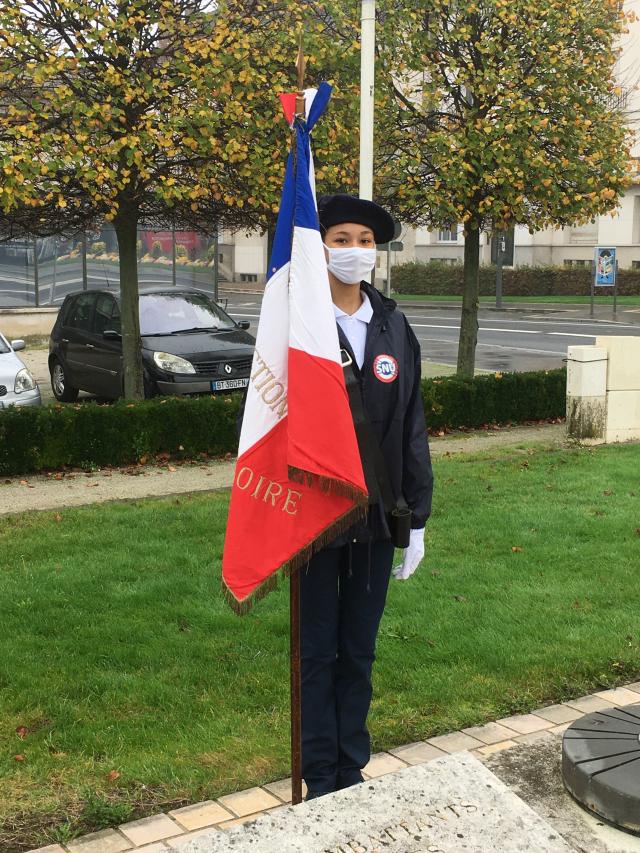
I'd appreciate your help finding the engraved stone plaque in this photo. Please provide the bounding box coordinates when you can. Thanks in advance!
[175,753,574,853]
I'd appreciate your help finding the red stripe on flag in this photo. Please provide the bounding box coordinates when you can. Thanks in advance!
[222,418,361,608]
[287,347,367,495]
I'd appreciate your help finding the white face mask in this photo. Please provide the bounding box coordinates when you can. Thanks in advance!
[326,247,377,284]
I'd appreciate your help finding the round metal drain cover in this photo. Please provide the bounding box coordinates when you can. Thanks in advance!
[562,703,640,835]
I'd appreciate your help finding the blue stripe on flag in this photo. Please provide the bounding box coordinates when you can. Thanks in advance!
[268,83,332,272]
[268,151,295,278]
[294,124,318,231]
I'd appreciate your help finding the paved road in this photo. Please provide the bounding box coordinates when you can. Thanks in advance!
[220,293,640,373]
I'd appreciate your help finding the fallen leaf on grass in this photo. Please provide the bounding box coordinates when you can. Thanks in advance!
[86,482,99,488]
[453,594,467,602]
[635,528,640,537]
[15,725,28,739]
[168,466,177,473]
[106,769,120,782]
[426,638,437,647]
[603,490,614,496]
[511,546,523,553]
[54,513,62,523]
[14,754,25,762]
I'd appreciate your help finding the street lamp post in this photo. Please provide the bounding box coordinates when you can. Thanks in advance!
[495,233,505,310]
[359,0,375,201]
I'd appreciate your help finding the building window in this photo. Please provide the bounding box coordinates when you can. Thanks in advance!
[432,257,459,266]
[564,259,589,268]
[239,273,258,282]
[632,261,640,269]
[437,225,458,242]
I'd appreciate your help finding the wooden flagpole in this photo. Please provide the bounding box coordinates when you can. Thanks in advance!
[290,32,306,809]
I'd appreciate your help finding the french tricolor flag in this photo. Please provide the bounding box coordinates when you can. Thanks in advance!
[222,84,368,611]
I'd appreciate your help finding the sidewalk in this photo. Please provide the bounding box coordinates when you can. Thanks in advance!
[219,286,640,326]
[28,682,640,853]
[396,300,640,325]
[0,422,567,517]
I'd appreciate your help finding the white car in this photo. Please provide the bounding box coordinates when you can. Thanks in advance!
[0,333,41,408]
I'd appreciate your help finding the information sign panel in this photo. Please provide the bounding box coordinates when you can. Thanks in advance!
[595,246,616,286]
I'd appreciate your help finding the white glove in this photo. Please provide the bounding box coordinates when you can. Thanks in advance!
[392,527,425,581]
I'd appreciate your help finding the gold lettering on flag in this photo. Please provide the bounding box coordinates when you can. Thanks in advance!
[251,350,287,418]
[235,466,302,515]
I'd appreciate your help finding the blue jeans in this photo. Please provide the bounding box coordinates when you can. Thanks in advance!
[300,540,394,795]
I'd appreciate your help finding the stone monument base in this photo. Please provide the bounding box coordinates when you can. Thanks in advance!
[175,752,573,853]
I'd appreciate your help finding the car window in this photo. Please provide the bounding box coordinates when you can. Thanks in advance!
[139,292,235,335]
[66,293,95,331]
[59,296,74,326]
[94,294,119,335]
[0,335,9,354]
[111,303,121,334]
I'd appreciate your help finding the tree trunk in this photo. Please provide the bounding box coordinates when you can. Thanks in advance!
[114,210,144,400]
[456,223,481,378]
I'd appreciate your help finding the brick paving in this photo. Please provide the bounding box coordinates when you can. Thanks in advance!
[27,680,640,853]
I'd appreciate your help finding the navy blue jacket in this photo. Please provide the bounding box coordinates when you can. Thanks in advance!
[334,282,433,544]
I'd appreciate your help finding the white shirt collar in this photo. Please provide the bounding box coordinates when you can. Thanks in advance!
[333,292,373,324]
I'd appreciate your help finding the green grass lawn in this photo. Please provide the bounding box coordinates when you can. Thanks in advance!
[394,294,640,306]
[2,442,640,850]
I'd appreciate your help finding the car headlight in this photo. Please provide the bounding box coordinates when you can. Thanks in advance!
[152,351,196,374]
[14,367,37,393]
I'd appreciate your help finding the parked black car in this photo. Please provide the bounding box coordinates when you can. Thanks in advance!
[49,287,255,402]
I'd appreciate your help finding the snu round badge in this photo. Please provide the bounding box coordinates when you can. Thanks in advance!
[373,354,399,383]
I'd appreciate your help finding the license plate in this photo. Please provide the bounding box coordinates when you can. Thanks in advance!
[211,378,249,391]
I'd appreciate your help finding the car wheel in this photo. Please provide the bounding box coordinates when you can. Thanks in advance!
[50,358,79,402]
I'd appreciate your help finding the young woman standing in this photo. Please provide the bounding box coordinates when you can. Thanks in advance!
[301,193,433,799]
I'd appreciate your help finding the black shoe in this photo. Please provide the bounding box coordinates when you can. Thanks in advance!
[304,790,332,801]
[336,774,364,791]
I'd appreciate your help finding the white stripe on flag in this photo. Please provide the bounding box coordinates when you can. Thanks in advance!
[237,261,290,457]
[289,227,341,365]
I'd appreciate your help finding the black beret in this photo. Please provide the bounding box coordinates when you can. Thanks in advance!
[317,194,395,245]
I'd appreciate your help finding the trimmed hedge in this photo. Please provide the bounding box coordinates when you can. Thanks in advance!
[422,368,566,431]
[0,369,566,477]
[0,395,241,476]
[393,261,640,297]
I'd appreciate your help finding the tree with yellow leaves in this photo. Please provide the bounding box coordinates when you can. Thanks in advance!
[0,0,360,397]
[374,0,634,376]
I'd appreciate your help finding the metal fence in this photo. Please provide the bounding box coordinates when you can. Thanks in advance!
[0,226,221,308]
